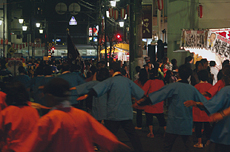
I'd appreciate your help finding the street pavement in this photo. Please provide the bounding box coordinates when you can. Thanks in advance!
[114,112,207,152]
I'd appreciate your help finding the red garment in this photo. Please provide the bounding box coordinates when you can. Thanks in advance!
[142,79,165,114]
[0,105,39,152]
[193,82,212,122]
[134,80,145,110]
[0,92,7,111]
[207,79,225,98]
[18,107,123,152]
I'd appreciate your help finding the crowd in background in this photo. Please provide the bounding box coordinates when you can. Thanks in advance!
[0,54,229,152]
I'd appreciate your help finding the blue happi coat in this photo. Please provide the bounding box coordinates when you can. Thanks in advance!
[93,75,144,121]
[58,72,85,105]
[76,81,107,120]
[149,82,206,135]
[203,86,230,145]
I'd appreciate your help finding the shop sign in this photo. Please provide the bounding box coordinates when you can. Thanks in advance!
[180,29,208,48]
[142,5,152,38]
[208,28,230,59]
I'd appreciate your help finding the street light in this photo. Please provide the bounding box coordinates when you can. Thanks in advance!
[110,1,116,7]
[22,25,27,31]
[119,21,124,27]
[39,29,43,34]
[36,23,40,28]
[19,18,24,24]
[0,20,2,25]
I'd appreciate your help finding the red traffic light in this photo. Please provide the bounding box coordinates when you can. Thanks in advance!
[116,34,121,39]
[51,47,55,51]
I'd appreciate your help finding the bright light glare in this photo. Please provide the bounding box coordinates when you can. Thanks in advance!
[19,19,24,24]
[22,26,27,31]
[110,1,116,7]
[119,21,124,27]
[36,23,41,28]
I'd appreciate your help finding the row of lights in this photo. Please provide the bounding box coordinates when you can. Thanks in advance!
[19,18,44,34]
[108,0,125,28]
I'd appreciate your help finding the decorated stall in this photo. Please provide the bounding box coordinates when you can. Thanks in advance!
[180,28,230,67]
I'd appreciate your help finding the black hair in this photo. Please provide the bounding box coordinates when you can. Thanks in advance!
[222,65,230,86]
[5,82,29,106]
[43,78,70,98]
[222,60,229,67]
[44,65,53,76]
[135,66,141,73]
[96,68,110,81]
[110,62,120,72]
[195,61,203,70]
[178,64,192,80]
[210,61,216,67]
[201,59,208,64]
[18,66,27,74]
[185,56,193,64]
[164,70,172,84]
[138,69,148,85]
[197,70,209,81]
[61,63,70,72]
[35,66,44,76]
[90,65,97,75]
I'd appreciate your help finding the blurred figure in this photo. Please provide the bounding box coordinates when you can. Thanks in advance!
[0,82,39,152]
[193,70,212,148]
[217,60,229,81]
[191,61,204,86]
[58,63,85,108]
[134,69,148,130]
[210,61,219,85]
[13,66,31,92]
[142,68,166,138]
[171,59,178,73]
[18,78,130,152]
[134,66,141,81]
[76,68,110,122]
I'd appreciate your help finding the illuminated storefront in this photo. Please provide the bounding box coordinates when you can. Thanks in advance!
[180,28,230,67]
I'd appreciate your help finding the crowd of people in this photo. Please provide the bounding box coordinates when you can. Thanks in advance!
[0,55,229,152]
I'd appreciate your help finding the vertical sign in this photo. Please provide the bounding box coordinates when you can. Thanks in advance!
[142,5,152,38]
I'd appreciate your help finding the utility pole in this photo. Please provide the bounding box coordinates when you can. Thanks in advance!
[104,0,107,66]
[129,0,143,80]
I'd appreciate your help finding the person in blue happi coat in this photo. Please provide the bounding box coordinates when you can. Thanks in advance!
[75,68,109,122]
[86,62,144,152]
[137,64,207,152]
[184,64,230,152]
[57,63,85,108]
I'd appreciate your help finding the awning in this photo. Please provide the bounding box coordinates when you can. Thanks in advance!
[100,43,129,53]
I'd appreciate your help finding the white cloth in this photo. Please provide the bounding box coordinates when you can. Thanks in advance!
[210,66,219,85]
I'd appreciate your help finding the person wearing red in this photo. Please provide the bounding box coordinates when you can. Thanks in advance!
[139,68,166,138]
[18,78,129,152]
[0,82,39,152]
[193,70,212,148]
[133,69,148,130]
[0,91,6,111]
[204,65,229,98]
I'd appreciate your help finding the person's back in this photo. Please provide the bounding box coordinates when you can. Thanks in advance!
[20,107,118,152]
[143,79,164,114]
[58,72,85,105]
[94,75,142,120]
[17,78,129,152]
[0,82,39,152]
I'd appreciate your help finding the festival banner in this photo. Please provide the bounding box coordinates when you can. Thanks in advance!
[207,28,230,59]
[180,29,208,48]
[142,5,152,38]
